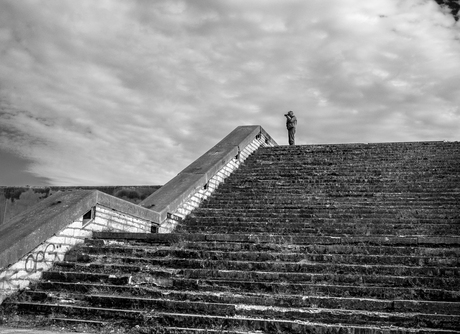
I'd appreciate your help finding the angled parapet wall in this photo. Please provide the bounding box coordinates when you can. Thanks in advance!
[140,125,277,232]
[0,190,159,303]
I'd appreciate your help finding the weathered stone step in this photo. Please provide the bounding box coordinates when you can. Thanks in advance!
[257,142,457,151]
[237,159,460,167]
[0,313,108,332]
[74,245,460,266]
[72,294,460,329]
[171,277,460,302]
[182,221,459,236]
[190,210,460,218]
[208,193,460,201]
[250,153,460,162]
[229,164,460,171]
[161,328,270,334]
[86,237,460,258]
[215,184,460,193]
[21,287,460,316]
[244,160,460,168]
[39,265,460,294]
[192,207,460,216]
[241,163,460,170]
[253,148,457,155]
[54,255,460,279]
[219,183,460,191]
[41,271,131,284]
[249,155,459,162]
[34,279,460,302]
[184,218,460,229]
[224,173,460,182]
[185,215,460,225]
[157,311,460,334]
[10,302,460,334]
[43,266,181,284]
[91,232,460,246]
[201,200,460,207]
[9,300,460,331]
[184,217,459,228]
[10,302,148,323]
[179,269,460,289]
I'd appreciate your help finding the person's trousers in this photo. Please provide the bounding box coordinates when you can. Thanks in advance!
[288,128,296,145]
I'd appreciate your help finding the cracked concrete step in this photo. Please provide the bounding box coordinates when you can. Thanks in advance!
[215,186,460,193]
[84,238,460,258]
[190,207,460,216]
[250,156,460,163]
[199,203,460,210]
[181,221,460,235]
[33,279,460,302]
[223,179,460,186]
[185,216,460,223]
[247,160,460,167]
[54,257,460,279]
[8,302,460,332]
[91,232,460,246]
[185,216,460,224]
[20,288,460,315]
[189,211,460,220]
[170,277,460,301]
[73,244,460,266]
[208,193,460,201]
[225,175,460,183]
[42,267,460,291]
[200,201,460,208]
[179,269,460,289]
[218,180,460,187]
[175,241,460,257]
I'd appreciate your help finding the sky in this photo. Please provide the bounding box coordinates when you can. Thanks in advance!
[0,0,459,187]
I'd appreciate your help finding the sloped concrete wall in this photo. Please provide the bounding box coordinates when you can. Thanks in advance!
[140,125,277,232]
[0,203,153,302]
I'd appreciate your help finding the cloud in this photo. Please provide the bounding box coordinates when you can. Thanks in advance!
[0,0,459,186]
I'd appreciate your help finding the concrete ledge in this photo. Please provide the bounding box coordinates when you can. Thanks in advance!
[95,191,160,223]
[0,190,96,270]
[0,190,160,270]
[140,125,277,225]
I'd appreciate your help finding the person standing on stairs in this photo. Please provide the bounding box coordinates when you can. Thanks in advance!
[284,110,297,145]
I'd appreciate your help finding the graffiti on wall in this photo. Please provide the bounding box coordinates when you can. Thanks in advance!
[24,243,59,273]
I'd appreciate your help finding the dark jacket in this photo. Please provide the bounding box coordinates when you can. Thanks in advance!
[286,115,297,130]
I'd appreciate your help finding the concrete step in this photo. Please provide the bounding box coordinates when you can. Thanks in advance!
[8,301,460,332]
[42,266,460,291]
[73,244,460,266]
[54,256,460,279]
[175,241,459,257]
[191,207,460,216]
[21,287,460,315]
[33,279,460,302]
[90,232,460,246]
[182,221,460,235]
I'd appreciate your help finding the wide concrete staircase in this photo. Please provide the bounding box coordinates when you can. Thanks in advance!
[1,141,460,333]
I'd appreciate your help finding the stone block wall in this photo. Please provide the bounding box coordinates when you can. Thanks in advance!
[161,131,275,233]
[0,204,152,303]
